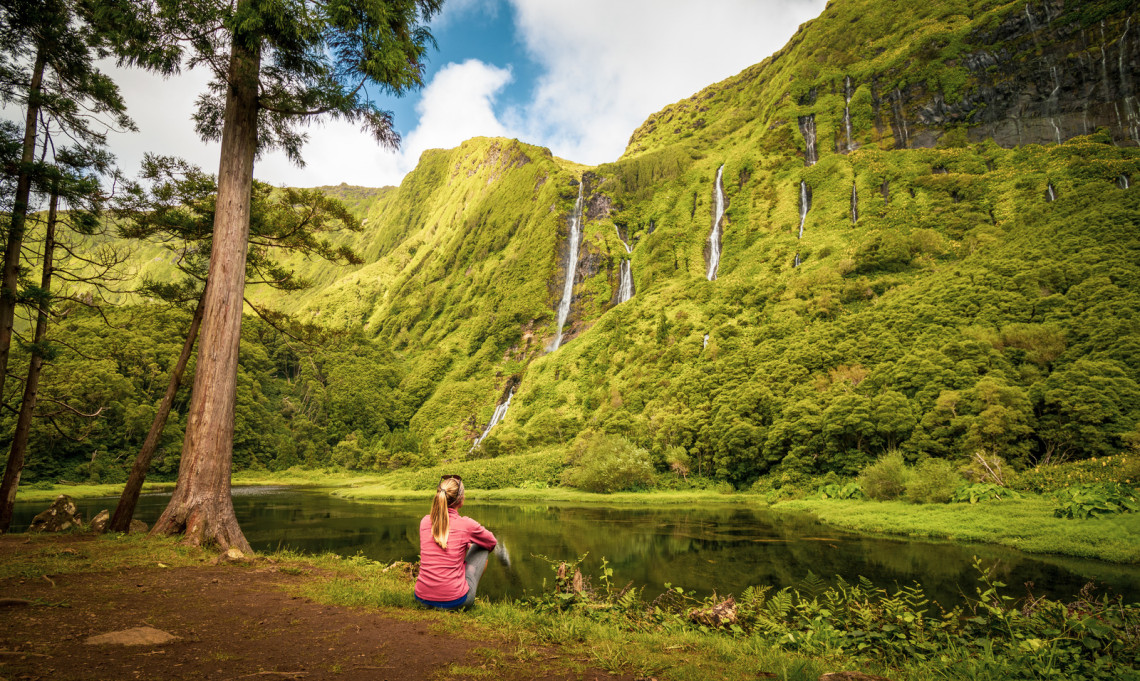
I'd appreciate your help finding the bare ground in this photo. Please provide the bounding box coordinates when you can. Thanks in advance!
[0,535,631,681]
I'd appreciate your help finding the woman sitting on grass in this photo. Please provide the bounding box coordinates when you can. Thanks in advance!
[414,475,497,609]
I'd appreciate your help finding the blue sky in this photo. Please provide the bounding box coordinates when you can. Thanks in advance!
[102,0,827,188]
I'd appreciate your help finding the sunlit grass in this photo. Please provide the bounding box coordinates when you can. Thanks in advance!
[775,497,1140,562]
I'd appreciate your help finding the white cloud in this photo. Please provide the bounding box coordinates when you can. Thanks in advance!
[507,0,827,164]
[102,59,514,189]
[26,2,827,189]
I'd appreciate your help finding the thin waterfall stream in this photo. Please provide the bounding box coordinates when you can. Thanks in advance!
[615,226,634,303]
[471,388,514,450]
[843,76,855,152]
[551,182,585,351]
[707,165,725,281]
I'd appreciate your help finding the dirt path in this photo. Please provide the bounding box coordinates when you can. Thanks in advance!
[0,536,629,681]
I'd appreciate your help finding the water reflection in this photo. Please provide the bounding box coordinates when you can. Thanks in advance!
[12,488,1140,608]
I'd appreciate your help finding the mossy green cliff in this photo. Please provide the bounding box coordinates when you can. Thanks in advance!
[18,0,1139,484]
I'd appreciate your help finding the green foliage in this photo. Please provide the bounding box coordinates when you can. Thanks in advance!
[815,481,866,500]
[522,557,1140,680]
[857,451,909,500]
[561,430,655,493]
[1053,483,1139,520]
[950,483,1022,504]
[904,458,963,504]
[345,450,567,491]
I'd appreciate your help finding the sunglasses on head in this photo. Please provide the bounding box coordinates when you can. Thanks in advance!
[440,474,463,483]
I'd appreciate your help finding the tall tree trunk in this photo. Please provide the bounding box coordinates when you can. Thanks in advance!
[108,290,205,533]
[150,35,259,553]
[0,184,56,532]
[0,49,46,410]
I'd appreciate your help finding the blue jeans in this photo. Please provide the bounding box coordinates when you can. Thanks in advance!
[415,544,491,610]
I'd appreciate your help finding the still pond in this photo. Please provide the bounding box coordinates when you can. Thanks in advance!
[13,487,1140,608]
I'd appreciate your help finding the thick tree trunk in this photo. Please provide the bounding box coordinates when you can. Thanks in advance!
[108,291,205,533]
[0,186,57,532]
[0,49,46,410]
[150,36,259,553]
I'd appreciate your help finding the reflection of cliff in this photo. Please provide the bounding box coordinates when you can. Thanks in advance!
[172,494,1140,607]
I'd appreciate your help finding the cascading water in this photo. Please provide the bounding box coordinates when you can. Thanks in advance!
[707,165,726,281]
[798,180,811,239]
[793,252,802,268]
[614,226,634,304]
[617,260,633,303]
[798,115,818,166]
[1046,183,1057,202]
[1120,19,1140,145]
[1118,174,1130,189]
[550,182,584,352]
[702,333,709,350]
[843,76,855,153]
[892,88,909,148]
[471,389,514,450]
[851,182,859,225]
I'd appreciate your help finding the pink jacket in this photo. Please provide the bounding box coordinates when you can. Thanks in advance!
[414,508,497,602]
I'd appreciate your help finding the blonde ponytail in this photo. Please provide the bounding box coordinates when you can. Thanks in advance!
[430,476,464,549]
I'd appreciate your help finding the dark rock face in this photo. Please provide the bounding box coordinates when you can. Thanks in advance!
[865,3,1139,149]
[29,495,82,532]
[947,4,1137,147]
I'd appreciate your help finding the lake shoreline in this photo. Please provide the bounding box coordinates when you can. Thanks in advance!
[14,470,1139,566]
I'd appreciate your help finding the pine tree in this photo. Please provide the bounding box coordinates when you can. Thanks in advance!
[97,0,442,549]
[107,156,363,533]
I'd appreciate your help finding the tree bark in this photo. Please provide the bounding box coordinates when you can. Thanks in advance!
[0,48,46,410]
[108,290,205,533]
[0,184,57,532]
[150,34,259,553]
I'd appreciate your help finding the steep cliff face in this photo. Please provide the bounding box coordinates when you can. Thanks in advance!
[624,0,1139,159]
[281,0,1140,469]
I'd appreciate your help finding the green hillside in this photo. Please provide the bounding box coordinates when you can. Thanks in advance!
[11,0,1139,485]
[242,0,1140,476]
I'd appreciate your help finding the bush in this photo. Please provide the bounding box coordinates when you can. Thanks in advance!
[1053,483,1139,519]
[857,451,909,500]
[561,430,655,493]
[951,482,1022,503]
[905,458,963,504]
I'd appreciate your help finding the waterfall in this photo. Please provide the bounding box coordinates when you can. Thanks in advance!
[1120,19,1140,145]
[793,252,802,268]
[707,165,725,281]
[851,182,859,225]
[1050,118,1062,144]
[892,88,909,148]
[471,389,514,450]
[797,181,811,239]
[843,76,855,153]
[614,226,634,304]
[1046,183,1056,202]
[702,333,709,349]
[798,115,818,166]
[617,259,633,303]
[1119,174,1130,189]
[551,182,584,352]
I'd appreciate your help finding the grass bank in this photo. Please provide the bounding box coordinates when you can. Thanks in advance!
[775,497,1140,563]
[14,481,177,505]
[6,533,1134,681]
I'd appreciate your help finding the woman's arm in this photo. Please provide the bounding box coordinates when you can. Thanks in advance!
[467,519,497,550]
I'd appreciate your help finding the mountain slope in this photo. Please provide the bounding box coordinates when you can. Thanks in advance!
[256,0,1140,476]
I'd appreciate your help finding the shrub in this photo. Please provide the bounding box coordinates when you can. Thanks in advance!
[1053,483,1139,519]
[817,481,866,500]
[857,450,909,500]
[905,458,963,504]
[951,482,1023,503]
[561,430,655,493]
